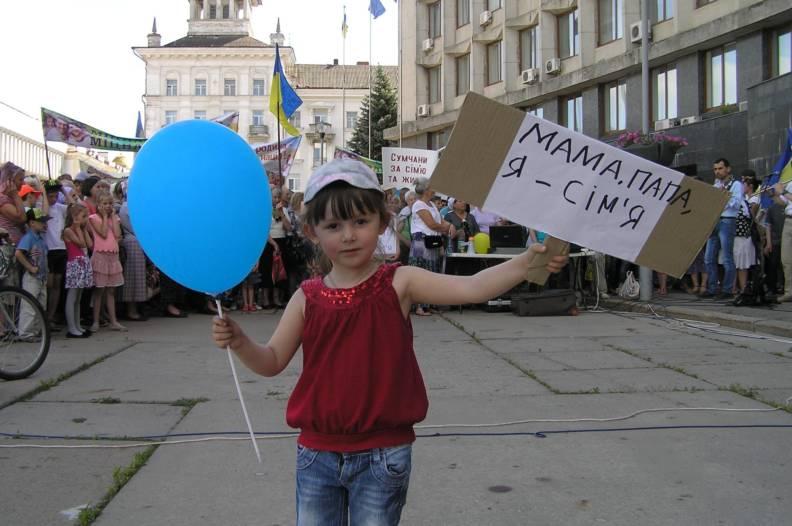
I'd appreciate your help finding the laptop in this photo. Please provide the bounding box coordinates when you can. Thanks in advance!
[489,225,527,254]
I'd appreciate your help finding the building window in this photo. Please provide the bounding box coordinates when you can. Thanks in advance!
[487,40,502,85]
[526,106,544,119]
[428,67,441,104]
[313,109,329,125]
[346,111,358,129]
[252,110,265,126]
[288,178,300,192]
[519,27,538,71]
[604,80,627,133]
[456,0,469,27]
[252,79,266,96]
[194,79,207,96]
[427,129,448,150]
[223,109,235,119]
[560,94,582,132]
[696,0,716,7]
[558,9,580,59]
[194,110,206,120]
[598,0,623,45]
[771,26,792,77]
[706,43,737,109]
[166,79,178,96]
[456,54,470,96]
[487,0,501,10]
[313,143,322,167]
[652,0,674,23]
[653,65,678,121]
[224,79,236,96]
[429,2,441,39]
[164,111,177,126]
[289,111,301,129]
[209,5,216,18]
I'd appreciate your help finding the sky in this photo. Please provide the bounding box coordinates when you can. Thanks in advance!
[0,0,398,143]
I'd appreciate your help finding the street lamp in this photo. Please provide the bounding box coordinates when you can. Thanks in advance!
[316,121,330,165]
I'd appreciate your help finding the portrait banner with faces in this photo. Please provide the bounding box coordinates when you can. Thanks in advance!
[41,107,146,152]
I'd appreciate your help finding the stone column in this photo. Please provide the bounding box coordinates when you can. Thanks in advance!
[216,0,223,19]
[203,0,209,19]
[243,0,249,20]
[230,0,237,19]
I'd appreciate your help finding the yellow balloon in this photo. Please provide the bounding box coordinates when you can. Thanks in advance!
[473,233,490,254]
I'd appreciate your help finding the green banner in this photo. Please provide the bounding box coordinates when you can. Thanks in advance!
[42,107,146,152]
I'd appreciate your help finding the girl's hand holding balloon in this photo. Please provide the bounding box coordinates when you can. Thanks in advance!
[212,314,247,351]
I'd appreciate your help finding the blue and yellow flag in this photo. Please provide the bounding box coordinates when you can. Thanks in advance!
[269,44,302,137]
[342,7,348,38]
[369,0,385,18]
[761,128,792,209]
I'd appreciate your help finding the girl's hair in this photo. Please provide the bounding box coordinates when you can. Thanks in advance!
[0,161,24,193]
[290,191,304,210]
[302,182,390,275]
[302,181,389,227]
[62,202,87,239]
[95,189,113,204]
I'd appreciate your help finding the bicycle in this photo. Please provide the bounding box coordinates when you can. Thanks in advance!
[0,286,51,380]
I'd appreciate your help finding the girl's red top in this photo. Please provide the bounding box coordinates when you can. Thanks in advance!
[287,263,428,452]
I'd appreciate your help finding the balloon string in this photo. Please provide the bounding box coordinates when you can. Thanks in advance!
[216,299,262,464]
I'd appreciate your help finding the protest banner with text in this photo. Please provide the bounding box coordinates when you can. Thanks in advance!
[253,135,302,186]
[431,93,727,277]
[382,147,439,190]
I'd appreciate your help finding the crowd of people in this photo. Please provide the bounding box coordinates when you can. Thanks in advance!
[0,155,789,342]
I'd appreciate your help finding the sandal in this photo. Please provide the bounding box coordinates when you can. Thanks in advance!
[414,308,432,317]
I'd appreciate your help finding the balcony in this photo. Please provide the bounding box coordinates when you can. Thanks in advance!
[248,124,270,139]
[305,122,335,141]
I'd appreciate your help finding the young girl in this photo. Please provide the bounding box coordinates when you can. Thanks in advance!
[213,159,568,525]
[62,203,93,338]
[88,190,126,332]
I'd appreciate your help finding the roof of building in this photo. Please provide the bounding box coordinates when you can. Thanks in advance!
[285,64,398,89]
[163,35,270,48]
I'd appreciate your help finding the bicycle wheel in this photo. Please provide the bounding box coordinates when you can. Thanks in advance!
[0,286,51,380]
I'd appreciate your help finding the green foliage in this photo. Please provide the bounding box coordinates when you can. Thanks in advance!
[348,66,398,161]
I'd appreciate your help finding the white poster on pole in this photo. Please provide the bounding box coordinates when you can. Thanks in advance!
[382,147,440,190]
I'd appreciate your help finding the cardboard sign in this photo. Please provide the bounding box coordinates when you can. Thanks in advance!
[431,93,728,278]
[382,147,440,190]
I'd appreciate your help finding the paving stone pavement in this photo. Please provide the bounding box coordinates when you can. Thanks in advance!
[1,306,791,525]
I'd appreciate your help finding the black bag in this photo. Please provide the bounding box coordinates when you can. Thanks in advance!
[511,289,577,316]
[423,235,443,249]
[284,235,307,267]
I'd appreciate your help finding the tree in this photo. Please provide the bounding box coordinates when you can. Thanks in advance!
[348,66,397,161]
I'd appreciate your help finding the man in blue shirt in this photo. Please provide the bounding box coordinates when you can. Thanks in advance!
[15,208,50,339]
[701,158,743,299]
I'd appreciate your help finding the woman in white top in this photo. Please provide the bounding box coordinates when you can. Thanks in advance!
[408,177,456,316]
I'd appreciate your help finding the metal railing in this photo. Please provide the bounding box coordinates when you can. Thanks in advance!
[0,127,63,177]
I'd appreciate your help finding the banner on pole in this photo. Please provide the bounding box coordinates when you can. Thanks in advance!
[430,93,728,278]
[42,107,146,152]
[334,147,382,178]
[253,135,302,186]
[382,147,439,190]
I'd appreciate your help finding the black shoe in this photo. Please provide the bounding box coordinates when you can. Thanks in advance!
[717,292,735,300]
[66,332,90,339]
[698,291,716,299]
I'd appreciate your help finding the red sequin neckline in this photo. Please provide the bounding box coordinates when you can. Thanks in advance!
[315,264,392,306]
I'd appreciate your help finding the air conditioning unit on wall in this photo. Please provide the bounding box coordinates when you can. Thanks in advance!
[479,10,492,26]
[422,38,434,52]
[417,104,430,118]
[544,58,561,76]
[654,118,680,131]
[630,22,651,44]
[521,68,539,85]
[680,115,701,126]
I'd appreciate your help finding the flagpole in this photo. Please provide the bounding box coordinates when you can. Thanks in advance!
[368,11,372,159]
[276,47,283,187]
[43,138,53,180]
[342,6,347,149]
[398,0,403,147]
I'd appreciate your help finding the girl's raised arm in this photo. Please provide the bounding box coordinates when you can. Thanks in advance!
[393,244,567,310]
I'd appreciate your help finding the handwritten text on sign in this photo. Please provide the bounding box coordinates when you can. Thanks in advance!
[382,147,440,190]
[483,115,694,262]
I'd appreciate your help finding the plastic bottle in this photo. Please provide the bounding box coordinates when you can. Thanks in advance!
[466,236,475,254]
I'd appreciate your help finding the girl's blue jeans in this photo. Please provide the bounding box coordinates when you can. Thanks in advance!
[295,443,412,526]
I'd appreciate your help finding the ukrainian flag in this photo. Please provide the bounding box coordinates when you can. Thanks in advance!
[761,128,792,209]
[270,44,302,137]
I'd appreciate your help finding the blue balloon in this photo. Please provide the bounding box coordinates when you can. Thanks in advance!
[129,120,271,295]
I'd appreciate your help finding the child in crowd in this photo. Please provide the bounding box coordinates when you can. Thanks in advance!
[88,191,126,332]
[240,261,261,312]
[44,180,72,326]
[62,203,93,338]
[212,159,568,524]
[15,208,50,340]
[18,184,42,211]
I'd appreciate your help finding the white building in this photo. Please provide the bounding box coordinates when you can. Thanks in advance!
[133,0,397,191]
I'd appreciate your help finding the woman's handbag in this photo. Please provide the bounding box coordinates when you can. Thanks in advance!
[272,253,287,283]
[423,235,443,249]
